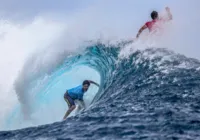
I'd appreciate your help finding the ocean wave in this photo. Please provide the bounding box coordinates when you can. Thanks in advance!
[1,42,200,139]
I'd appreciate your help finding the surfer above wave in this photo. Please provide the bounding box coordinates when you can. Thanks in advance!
[136,7,173,38]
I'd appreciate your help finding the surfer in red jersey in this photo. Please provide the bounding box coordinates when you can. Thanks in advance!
[136,7,173,38]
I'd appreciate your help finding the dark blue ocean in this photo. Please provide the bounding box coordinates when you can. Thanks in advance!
[1,42,200,140]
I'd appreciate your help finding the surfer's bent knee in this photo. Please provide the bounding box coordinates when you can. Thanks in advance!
[69,105,76,111]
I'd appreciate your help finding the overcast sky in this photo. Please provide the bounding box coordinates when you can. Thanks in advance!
[0,0,199,58]
[0,0,174,20]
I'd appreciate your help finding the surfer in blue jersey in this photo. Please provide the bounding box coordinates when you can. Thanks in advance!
[63,80,100,120]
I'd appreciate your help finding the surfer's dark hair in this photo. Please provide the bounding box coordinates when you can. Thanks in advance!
[83,80,90,86]
[151,11,158,20]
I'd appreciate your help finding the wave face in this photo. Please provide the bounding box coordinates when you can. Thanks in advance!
[1,42,200,140]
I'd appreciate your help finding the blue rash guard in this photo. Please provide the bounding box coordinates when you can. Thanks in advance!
[67,85,86,100]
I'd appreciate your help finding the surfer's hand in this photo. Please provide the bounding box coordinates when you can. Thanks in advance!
[165,7,172,20]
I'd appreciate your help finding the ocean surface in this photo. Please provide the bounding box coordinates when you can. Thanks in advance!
[1,41,200,140]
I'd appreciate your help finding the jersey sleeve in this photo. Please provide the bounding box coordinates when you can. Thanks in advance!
[145,22,149,27]
[67,87,76,94]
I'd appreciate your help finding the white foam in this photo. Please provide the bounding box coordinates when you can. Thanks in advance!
[0,17,66,129]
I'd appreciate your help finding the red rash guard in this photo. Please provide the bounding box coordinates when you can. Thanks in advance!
[145,19,164,32]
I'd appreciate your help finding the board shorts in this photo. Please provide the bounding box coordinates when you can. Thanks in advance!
[64,91,75,107]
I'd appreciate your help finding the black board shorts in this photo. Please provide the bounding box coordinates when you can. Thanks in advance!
[64,92,75,107]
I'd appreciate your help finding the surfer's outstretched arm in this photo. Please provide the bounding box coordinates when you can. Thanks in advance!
[136,25,147,38]
[165,7,173,20]
[87,80,100,87]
